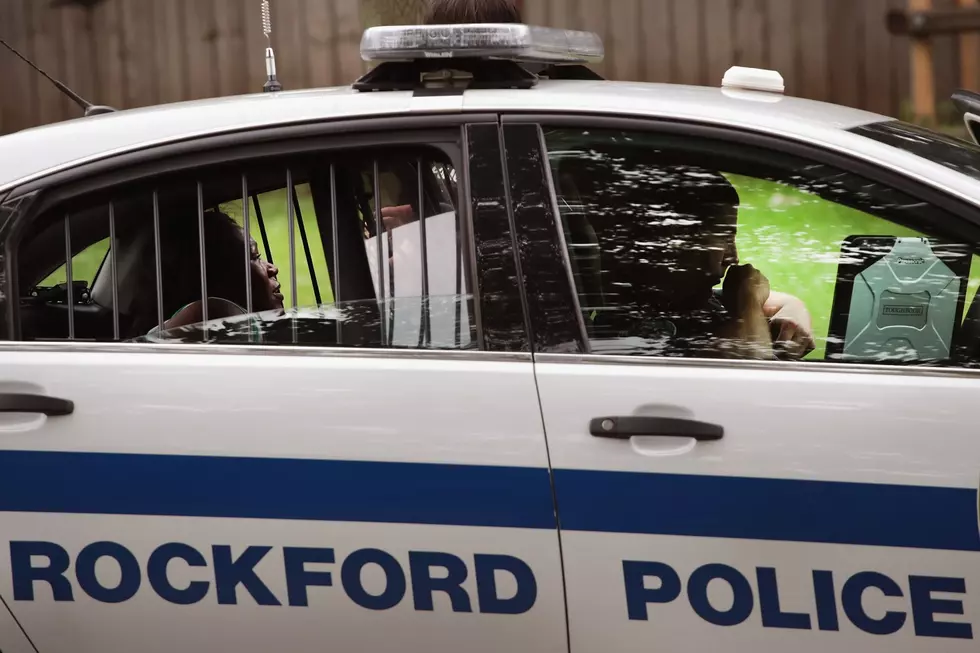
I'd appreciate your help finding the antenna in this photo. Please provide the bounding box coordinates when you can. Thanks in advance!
[261,0,283,93]
[0,35,115,117]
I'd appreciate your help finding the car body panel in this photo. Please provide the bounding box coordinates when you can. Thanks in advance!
[4,79,974,204]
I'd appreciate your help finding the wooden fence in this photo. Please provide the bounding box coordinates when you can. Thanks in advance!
[0,0,975,135]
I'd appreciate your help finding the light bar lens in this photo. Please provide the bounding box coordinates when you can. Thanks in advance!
[360,23,604,64]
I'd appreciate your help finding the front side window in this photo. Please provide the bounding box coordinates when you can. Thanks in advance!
[543,127,980,367]
[10,144,476,350]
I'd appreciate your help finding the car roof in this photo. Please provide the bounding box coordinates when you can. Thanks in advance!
[0,78,963,199]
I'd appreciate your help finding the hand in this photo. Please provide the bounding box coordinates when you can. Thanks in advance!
[764,292,815,360]
[722,264,770,315]
[381,204,416,231]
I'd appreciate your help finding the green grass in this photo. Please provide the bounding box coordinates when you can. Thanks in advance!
[45,180,980,357]
[729,175,980,360]
[43,185,335,309]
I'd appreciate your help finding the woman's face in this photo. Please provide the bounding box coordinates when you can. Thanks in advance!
[248,237,284,310]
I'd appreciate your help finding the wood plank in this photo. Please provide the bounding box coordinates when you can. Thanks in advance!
[766,0,797,95]
[862,0,895,114]
[6,0,40,132]
[525,0,549,25]
[931,0,959,118]
[826,0,863,108]
[119,0,158,108]
[641,0,674,82]
[30,0,72,124]
[797,0,830,101]
[889,0,913,116]
[909,0,937,120]
[60,5,98,111]
[608,0,642,80]
[91,0,127,111]
[580,0,609,76]
[305,0,333,88]
[273,0,309,90]
[960,0,980,90]
[152,0,188,104]
[704,0,736,87]
[548,0,577,28]
[213,0,249,97]
[182,0,218,100]
[334,0,365,84]
[242,0,270,93]
[0,1,19,134]
[733,0,766,68]
[672,0,703,85]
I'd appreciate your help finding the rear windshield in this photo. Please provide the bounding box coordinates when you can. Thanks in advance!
[850,120,980,184]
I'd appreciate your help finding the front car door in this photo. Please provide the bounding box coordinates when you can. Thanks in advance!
[503,117,980,653]
[0,119,567,653]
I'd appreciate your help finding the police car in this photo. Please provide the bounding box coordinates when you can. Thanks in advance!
[0,20,978,653]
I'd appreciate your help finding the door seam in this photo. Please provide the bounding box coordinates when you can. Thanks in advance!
[498,115,572,653]
[0,592,39,653]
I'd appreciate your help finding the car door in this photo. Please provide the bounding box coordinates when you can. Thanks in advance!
[0,601,33,653]
[503,118,980,653]
[0,120,567,653]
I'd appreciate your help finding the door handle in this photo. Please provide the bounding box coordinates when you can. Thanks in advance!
[0,393,74,417]
[590,416,723,441]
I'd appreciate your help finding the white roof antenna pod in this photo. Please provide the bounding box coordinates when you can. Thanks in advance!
[722,66,785,94]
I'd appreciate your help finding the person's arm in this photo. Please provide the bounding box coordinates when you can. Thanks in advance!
[717,264,774,360]
[763,291,815,359]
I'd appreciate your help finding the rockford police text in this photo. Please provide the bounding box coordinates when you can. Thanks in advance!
[623,560,973,640]
[9,541,537,614]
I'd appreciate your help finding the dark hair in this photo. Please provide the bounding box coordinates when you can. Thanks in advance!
[130,209,250,333]
[422,0,522,24]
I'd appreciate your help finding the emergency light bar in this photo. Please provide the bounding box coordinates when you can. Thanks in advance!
[360,23,604,64]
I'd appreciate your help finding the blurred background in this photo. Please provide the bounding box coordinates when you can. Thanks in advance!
[0,0,977,135]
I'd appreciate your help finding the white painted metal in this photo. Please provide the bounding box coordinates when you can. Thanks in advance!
[0,349,564,653]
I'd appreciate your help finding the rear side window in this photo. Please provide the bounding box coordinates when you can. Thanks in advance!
[8,145,476,350]
[542,127,980,368]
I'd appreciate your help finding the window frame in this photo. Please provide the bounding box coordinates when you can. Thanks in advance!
[0,114,529,354]
[503,113,980,372]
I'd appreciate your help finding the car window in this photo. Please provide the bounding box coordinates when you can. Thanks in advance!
[37,237,109,289]
[542,127,980,367]
[11,145,476,349]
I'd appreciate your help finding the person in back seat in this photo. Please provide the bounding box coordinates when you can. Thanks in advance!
[127,210,284,336]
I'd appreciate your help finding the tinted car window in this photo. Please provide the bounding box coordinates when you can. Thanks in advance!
[542,127,980,367]
[10,146,477,350]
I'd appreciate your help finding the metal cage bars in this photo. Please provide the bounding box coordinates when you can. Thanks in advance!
[56,157,457,347]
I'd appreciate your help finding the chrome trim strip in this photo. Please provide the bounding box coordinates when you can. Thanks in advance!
[286,168,298,310]
[329,163,341,344]
[532,352,980,380]
[153,190,165,329]
[0,340,532,362]
[64,213,74,340]
[109,201,120,341]
[534,123,591,353]
[242,175,253,316]
[418,157,430,348]
[196,181,209,328]
[373,159,387,346]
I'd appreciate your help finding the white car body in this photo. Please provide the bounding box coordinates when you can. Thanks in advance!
[0,63,978,653]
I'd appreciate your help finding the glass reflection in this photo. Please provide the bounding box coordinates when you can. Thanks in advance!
[544,128,980,367]
[131,295,478,350]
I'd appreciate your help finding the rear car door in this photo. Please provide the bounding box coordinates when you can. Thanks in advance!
[503,118,980,653]
[0,601,33,653]
[0,120,567,653]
